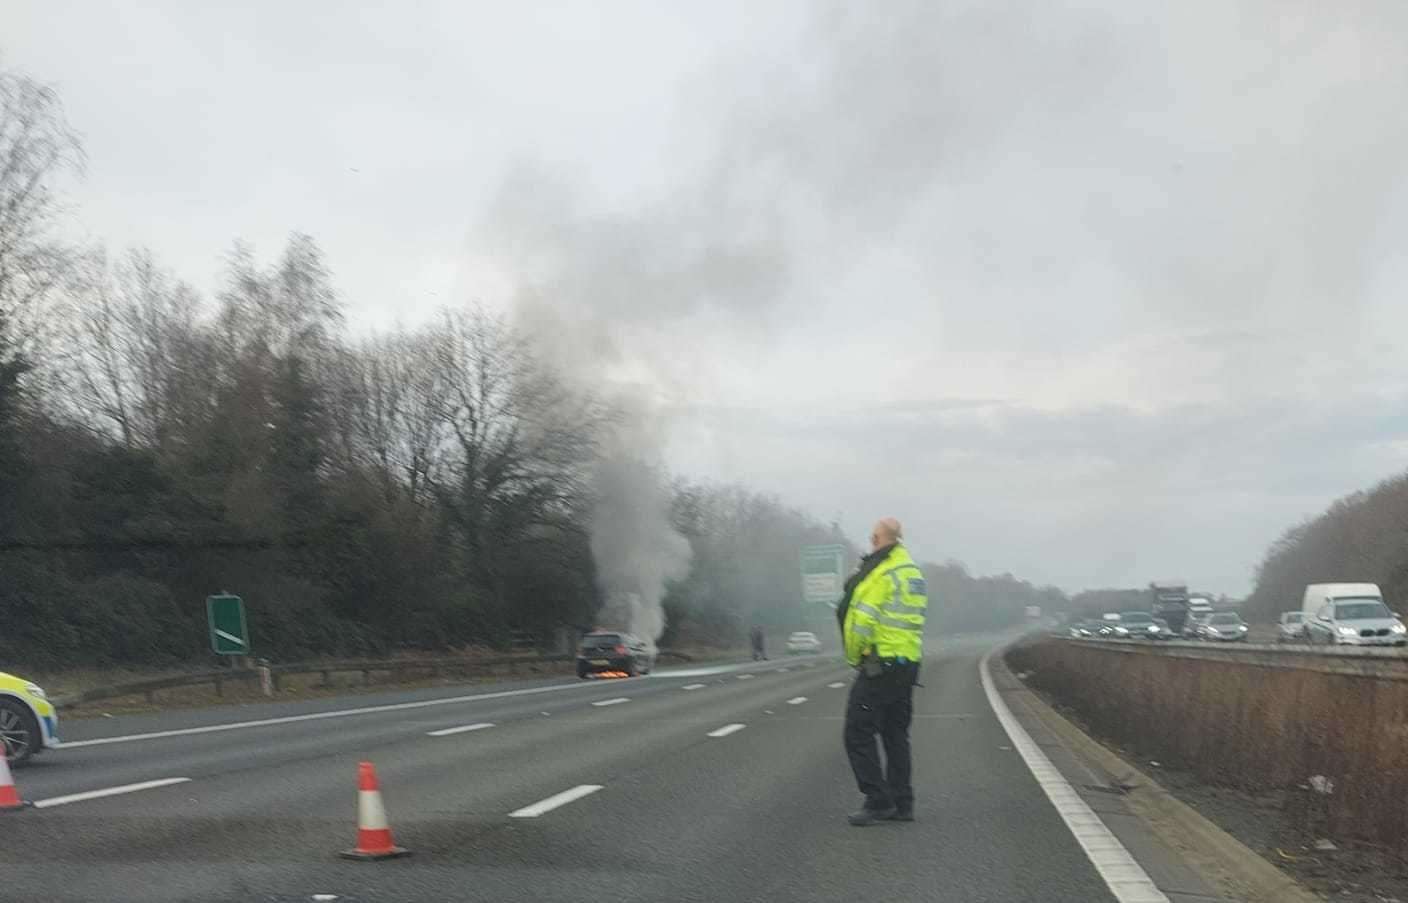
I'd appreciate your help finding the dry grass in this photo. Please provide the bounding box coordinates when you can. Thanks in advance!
[1008,639,1408,853]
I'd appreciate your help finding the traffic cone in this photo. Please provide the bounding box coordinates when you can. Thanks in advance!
[339,761,409,860]
[0,752,27,812]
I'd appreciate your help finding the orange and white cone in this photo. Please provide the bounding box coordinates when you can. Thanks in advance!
[339,761,409,860]
[0,752,27,812]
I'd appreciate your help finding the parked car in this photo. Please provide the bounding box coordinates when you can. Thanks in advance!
[1183,609,1212,639]
[1277,611,1306,643]
[0,670,59,766]
[576,631,656,678]
[1118,611,1173,640]
[1301,583,1406,647]
[1198,611,1249,642]
[786,631,823,655]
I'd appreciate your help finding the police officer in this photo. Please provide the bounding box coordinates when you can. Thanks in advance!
[837,517,927,826]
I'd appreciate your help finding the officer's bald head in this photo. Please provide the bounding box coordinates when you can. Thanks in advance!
[870,517,903,551]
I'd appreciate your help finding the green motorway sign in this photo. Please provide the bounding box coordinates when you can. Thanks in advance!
[207,594,249,655]
[800,544,848,606]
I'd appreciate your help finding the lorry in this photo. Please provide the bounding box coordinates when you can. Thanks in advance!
[1150,581,1191,636]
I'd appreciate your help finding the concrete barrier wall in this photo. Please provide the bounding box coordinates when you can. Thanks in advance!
[1008,638,1408,851]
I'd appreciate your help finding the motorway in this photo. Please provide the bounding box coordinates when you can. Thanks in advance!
[3,636,1212,903]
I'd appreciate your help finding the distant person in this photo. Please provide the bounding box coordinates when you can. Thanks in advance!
[836,517,927,826]
[750,624,767,660]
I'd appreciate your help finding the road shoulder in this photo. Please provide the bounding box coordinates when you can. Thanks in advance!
[988,649,1319,903]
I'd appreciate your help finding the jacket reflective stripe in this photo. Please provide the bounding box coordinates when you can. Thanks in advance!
[884,570,925,613]
[852,601,925,632]
[851,623,875,637]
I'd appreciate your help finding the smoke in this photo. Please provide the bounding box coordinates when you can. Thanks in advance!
[477,161,786,642]
[588,437,693,644]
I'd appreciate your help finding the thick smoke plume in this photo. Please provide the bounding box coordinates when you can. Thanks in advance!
[477,163,784,642]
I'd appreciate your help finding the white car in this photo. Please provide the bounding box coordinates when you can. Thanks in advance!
[786,631,823,655]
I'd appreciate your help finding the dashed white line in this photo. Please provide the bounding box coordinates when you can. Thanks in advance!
[592,697,630,707]
[827,681,846,689]
[708,723,747,738]
[681,683,707,691]
[776,668,790,673]
[980,649,1169,903]
[427,722,495,737]
[786,696,808,705]
[33,777,192,809]
[509,784,603,818]
[736,674,755,681]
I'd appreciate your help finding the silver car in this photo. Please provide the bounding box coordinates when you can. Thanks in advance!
[1276,611,1305,643]
[1199,611,1249,642]
[1304,599,1407,647]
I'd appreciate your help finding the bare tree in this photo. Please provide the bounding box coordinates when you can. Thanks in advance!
[61,248,209,448]
[0,68,84,356]
[428,307,604,601]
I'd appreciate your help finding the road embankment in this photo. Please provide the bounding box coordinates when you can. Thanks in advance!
[1007,638,1408,857]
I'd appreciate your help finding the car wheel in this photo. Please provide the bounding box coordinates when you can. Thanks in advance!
[625,659,638,678]
[0,698,39,767]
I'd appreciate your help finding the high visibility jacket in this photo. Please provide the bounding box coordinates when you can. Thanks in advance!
[843,544,927,666]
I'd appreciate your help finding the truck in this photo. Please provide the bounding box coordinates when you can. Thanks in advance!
[1150,581,1191,636]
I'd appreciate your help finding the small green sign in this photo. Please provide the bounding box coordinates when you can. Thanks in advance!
[207,594,249,655]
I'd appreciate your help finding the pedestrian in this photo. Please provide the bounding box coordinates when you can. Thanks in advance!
[750,624,767,661]
[836,517,927,826]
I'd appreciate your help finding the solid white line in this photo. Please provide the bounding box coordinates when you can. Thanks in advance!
[509,784,603,818]
[427,722,495,737]
[708,723,746,738]
[33,777,191,809]
[736,674,754,680]
[827,681,846,689]
[60,680,610,749]
[979,649,1169,903]
[681,683,707,691]
[591,697,630,707]
[786,696,808,705]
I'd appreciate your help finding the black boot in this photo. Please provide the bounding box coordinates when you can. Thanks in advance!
[882,807,914,822]
[847,803,897,827]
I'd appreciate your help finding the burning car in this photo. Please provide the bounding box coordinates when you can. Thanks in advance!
[576,631,656,678]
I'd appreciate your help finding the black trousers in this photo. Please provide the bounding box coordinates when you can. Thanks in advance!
[844,664,917,810]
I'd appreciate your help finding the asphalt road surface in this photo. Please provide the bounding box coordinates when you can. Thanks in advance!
[4,636,1181,902]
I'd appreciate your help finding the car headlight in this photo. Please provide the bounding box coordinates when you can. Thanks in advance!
[23,682,46,700]
[1237,625,1248,632]
[1392,623,1407,635]
[1337,626,1358,637]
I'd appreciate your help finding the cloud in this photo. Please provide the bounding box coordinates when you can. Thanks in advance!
[10,0,1408,598]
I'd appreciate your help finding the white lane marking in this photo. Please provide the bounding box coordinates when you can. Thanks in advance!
[427,722,495,737]
[776,668,790,673]
[979,649,1169,903]
[708,723,746,738]
[60,680,611,749]
[681,683,707,691]
[509,784,603,818]
[33,777,192,809]
[736,674,754,680]
[827,681,846,689]
[592,697,630,707]
[786,696,808,705]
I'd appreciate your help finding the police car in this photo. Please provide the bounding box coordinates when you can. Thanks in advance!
[1,670,59,766]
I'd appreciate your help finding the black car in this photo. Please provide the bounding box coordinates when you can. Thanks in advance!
[576,631,655,678]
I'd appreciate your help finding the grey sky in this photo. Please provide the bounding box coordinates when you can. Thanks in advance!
[8,1,1408,595]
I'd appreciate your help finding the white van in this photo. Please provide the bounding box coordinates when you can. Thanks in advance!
[1300,583,1407,647]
